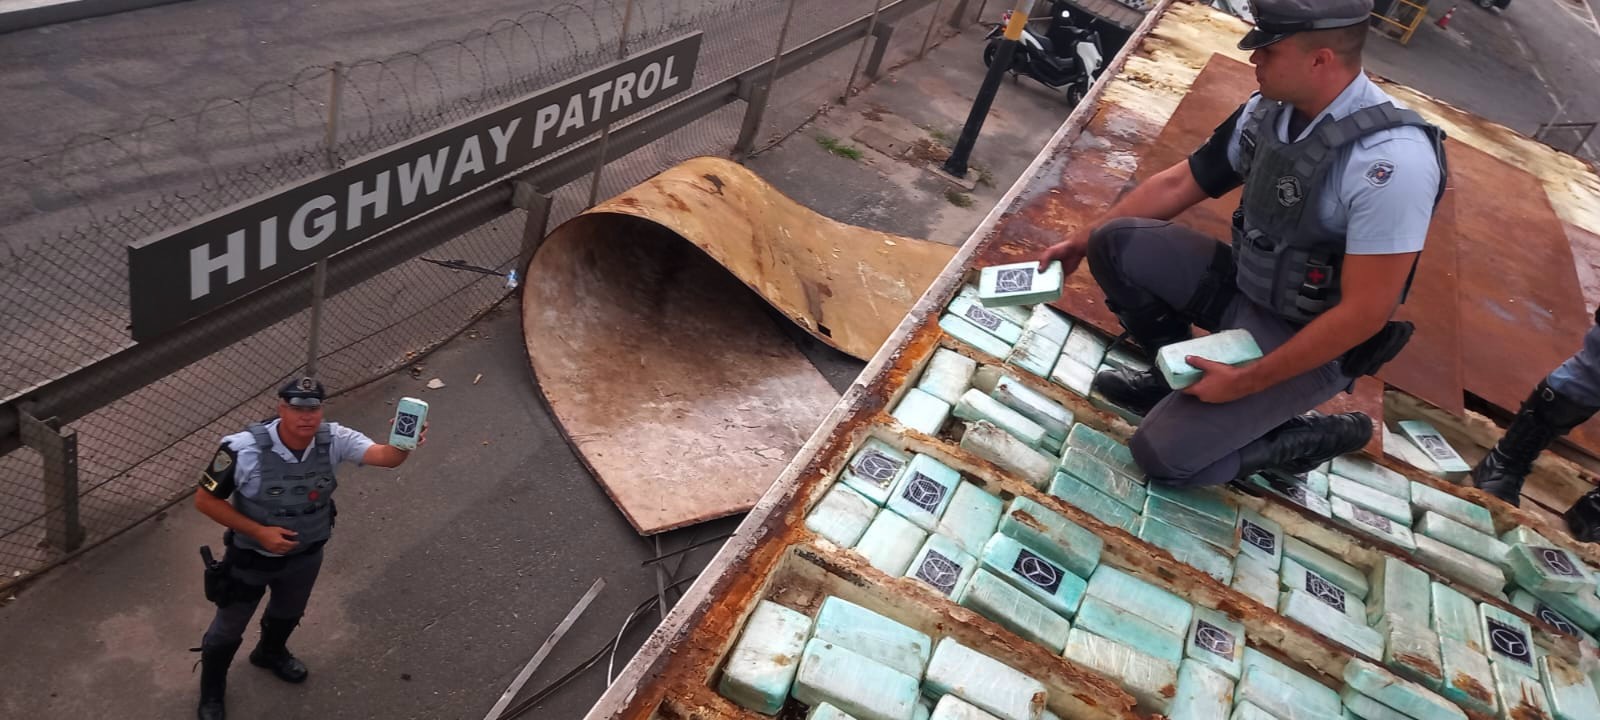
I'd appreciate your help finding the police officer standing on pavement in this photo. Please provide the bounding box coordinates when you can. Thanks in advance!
[1030,0,1447,487]
[193,377,425,720]
[1472,322,1600,541]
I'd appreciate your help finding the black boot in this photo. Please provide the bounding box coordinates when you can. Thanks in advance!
[1567,490,1600,542]
[250,615,309,683]
[1095,302,1192,417]
[1472,380,1598,507]
[1237,412,1373,477]
[197,640,240,720]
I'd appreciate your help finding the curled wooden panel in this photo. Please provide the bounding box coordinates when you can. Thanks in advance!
[522,157,956,534]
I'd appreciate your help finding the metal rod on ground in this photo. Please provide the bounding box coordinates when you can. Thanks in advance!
[481,577,606,720]
[585,0,636,208]
[919,0,948,58]
[734,0,799,159]
[652,535,668,621]
[841,0,887,104]
[942,0,1035,178]
[308,62,345,378]
[1536,97,1567,142]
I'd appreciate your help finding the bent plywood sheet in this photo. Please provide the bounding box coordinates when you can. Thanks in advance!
[522,157,956,534]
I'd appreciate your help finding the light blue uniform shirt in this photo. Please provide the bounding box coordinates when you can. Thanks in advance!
[1225,73,1441,256]
[219,419,374,499]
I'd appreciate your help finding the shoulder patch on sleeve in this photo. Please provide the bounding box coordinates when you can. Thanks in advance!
[201,443,239,497]
[1365,160,1396,188]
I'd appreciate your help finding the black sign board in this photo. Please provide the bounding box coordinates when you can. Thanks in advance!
[127,34,702,340]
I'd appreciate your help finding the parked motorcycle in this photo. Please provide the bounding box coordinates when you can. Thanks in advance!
[982,4,1105,106]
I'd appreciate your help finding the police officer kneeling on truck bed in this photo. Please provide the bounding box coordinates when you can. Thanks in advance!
[192,377,425,720]
[1028,0,1447,488]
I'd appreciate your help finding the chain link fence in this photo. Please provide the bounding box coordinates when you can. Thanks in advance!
[0,0,970,589]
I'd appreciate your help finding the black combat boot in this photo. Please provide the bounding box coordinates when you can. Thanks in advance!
[250,615,310,683]
[1566,490,1600,543]
[1237,412,1373,477]
[1095,302,1192,417]
[1472,380,1598,507]
[197,639,240,720]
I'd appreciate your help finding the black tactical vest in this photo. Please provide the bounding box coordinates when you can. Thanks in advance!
[1234,98,1447,324]
[231,423,338,555]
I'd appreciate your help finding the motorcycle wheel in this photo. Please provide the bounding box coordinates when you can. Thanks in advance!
[1065,83,1086,107]
[982,43,997,68]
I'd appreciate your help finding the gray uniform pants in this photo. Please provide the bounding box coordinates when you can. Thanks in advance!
[1549,323,1600,408]
[1089,219,1351,488]
[202,543,324,649]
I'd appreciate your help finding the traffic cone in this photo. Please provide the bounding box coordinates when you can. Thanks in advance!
[1437,5,1457,29]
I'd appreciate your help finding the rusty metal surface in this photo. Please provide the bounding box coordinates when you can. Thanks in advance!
[522,158,955,534]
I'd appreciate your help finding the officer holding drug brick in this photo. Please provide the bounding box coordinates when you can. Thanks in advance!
[1025,0,1447,488]
[191,377,428,720]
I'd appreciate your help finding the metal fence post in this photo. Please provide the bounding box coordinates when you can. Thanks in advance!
[841,0,887,104]
[19,407,83,553]
[586,0,637,208]
[734,0,799,160]
[513,178,554,279]
[307,62,344,379]
[919,0,948,59]
[949,0,970,28]
[865,22,895,81]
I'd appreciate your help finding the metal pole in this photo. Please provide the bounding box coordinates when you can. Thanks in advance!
[734,0,799,159]
[481,578,605,720]
[920,0,948,59]
[19,408,82,553]
[841,0,887,104]
[586,0,636,208]
[942,0,1034,178]
[307,62,344,378]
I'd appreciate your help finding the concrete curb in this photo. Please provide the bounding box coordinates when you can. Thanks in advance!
[0,0,188,34]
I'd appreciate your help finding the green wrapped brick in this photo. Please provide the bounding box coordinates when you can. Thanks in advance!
[888,454,963,532]
[1186,606,1246,680]
[1284,537,1370,599]
[1410,481,1495,535]
[1232,554,1281,609]
[1342,658,1466,720]
[1235,510,1284,569]
[1064,424,1141,479]
[941,314,1015,359]
[1414,535,1507,598]
[961,421,1056,490]
[1376,618,1444,690]
[920,349,980,405]
[1282,558,1370,622]
[980,533,1088,619]
[1138,516,1235,583]
[1170,660,1235,720]
[1150,483,1238,525]
[930,695,1005,720]
[1075,594,1185,665]
[1329,475,1412,525]
[955,389,1050,450]
[841,439,911,507]
[1510,590,1596,643]
[1062,324,1110,369]
[949,297,1025,344]
[957,284,1033,326]
[1331,456,1411,499]
[907,533,979,599]
[813,596,932,680]
[1330,495,1418,551]
[1431,581,1486,654]
[1046,471,1142,535]
[1104,345,1151,373]
[1060,449,1146,511]
[997,497,1103,579]
[1397,420,1472,473]
[925,638,1048,720]
[1523,584,1600,635]
[1503,544,1597,594]
[1500,526,1554,547]
[893,388,953,436]
[1439,635,1499,716]
[810,702,863,720]
[1305,470,1331,498]
[1005,328,1063,380]
[1416,511,1510,565]
[1252,474,1333,517]
[979,261,1064,308]
[1049,355,1096,397]
[1279,589,1384,659]
[719,600,816,713]
[1156,329,1263,390]
[1085,565,1193,638]
[1062,627,1179,715]
[795,638,922,720]
[991,374,1074,446]
[1479,604,1539,678]
[958,569,1072,653]
[1337,689,1410,720]
[1144,495,1239,552]
[1539,654,1600,720]
[1234,663,1342,720]
[807,483,880,548]
[1491,661,1552,720]
[1230,701,1283,720]
[938,482,1004,556]
[857,509,929,577]
[1367,556,1431,627]
[1241,648,1342,711]
[1024,305,1073,345]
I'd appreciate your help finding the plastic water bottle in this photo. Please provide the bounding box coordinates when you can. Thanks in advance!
[505,270,519,289]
